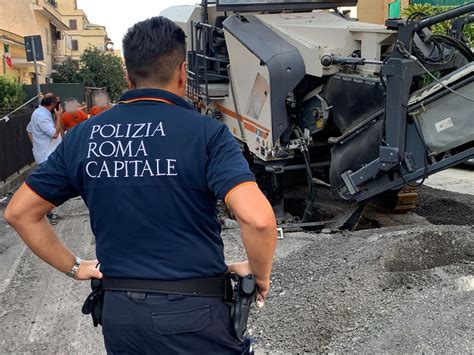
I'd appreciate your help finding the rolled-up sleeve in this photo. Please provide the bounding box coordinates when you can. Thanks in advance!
[206,124,256,200]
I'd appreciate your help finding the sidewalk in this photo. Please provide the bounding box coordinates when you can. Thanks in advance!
[0,198,104,353]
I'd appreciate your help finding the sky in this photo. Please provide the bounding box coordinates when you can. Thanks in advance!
[77,0,196,50]
[77,1,357,51]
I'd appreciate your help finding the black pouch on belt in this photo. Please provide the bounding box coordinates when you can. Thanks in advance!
[226,273,257,340]
[81,278,104,327]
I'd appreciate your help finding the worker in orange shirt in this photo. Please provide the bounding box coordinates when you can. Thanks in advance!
[61,98,88,132]
[89,92,112,117]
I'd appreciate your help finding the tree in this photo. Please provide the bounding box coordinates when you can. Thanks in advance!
[51,58,82,83]
[80,48,127,101]
[0,76,25,114]
[52,47,127,101]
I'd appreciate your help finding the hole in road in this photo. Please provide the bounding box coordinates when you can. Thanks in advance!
[382,230,474,272]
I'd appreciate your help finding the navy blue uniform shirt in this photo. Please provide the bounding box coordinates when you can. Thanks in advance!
[26,89,255,280]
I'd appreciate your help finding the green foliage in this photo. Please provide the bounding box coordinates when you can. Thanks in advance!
[52,47,127,101]
[0,76,25,113]
[79,48,127,101]
[402,4,474,47]
[51,59,82,83]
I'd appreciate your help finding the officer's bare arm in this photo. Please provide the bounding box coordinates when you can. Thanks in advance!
[226,183,277,299]
[4,184,102,280]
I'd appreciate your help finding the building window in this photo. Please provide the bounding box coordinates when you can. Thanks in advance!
[71,40,79,51]
[69,19,77,30]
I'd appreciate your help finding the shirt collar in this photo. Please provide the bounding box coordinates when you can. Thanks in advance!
[118,88,193,110]
[39,105,53,117]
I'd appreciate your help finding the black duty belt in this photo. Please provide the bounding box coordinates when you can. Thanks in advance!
[83,274,257,343]
[101,276,231,298]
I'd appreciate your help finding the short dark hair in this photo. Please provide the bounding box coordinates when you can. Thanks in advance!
[41,93,58,107]
[123,16,186,87]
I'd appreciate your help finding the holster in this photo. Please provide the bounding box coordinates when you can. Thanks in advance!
[81,278,104,327]
[225,273,257,340]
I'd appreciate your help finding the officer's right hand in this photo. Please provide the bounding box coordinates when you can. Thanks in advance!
[75,259,103,281]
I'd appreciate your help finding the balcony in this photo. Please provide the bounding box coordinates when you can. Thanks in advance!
[33,0,70,31]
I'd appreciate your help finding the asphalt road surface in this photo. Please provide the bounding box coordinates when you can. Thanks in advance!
[0,167,472,354]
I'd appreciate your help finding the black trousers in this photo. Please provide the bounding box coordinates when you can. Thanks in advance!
[102,290,250,354]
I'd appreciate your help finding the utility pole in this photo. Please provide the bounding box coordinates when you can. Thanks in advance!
[31,39,41,105]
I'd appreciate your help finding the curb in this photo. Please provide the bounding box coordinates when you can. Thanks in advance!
[0,164,37,196]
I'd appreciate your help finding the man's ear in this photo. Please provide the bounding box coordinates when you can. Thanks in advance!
[178,62,187,88]
[126,71,135,89]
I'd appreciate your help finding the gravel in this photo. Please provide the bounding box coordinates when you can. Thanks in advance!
[241,185,474,353]
[416,186,473,226]
[0,181,472,354]
[247,225,474,353]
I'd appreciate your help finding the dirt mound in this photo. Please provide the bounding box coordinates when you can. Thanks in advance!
[250,225,474,353]
[416,186,473,225]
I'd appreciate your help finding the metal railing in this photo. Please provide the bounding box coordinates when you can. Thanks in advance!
[0,110,35,182]
[188,20,229,103]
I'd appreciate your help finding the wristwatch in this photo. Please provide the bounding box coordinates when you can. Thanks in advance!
[65,257,82,278]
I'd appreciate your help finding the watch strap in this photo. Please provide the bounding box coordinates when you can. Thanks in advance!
[66,257,82,278]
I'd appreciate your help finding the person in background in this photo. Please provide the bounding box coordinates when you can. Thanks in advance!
[27,93,62,164]
[26,93,63,224]
[89,92,111,117]
[60,98,88,132]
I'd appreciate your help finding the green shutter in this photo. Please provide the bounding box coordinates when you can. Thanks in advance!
[389,0,401,18]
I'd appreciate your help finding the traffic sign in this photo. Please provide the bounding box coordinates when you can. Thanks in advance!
[24,35,44,62]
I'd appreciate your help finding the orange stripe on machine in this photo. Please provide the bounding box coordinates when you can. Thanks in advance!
[216,104,270,136]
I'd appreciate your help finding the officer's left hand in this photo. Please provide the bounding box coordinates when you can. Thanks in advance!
[75,259,103,281]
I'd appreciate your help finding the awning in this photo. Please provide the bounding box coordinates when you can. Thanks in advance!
[12,58,46,68]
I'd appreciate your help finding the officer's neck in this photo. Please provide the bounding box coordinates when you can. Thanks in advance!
[133,83,184,98]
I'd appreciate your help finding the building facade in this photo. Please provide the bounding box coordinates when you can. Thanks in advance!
[357,0,411,25]
[58,0,112,61]
[0,0,70,83]
[0,30,36,84]
[357,0,469,25]
[0,0,111,84]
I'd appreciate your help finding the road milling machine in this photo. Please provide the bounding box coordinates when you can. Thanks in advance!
[163,1,474,229]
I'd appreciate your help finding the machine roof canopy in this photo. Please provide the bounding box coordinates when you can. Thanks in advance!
[216,0,358,12]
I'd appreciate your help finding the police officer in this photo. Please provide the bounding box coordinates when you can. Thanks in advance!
[5,16,277,354]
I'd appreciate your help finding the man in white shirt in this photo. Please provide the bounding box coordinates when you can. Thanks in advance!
[27,93,63,164]
[26,93,63,223]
